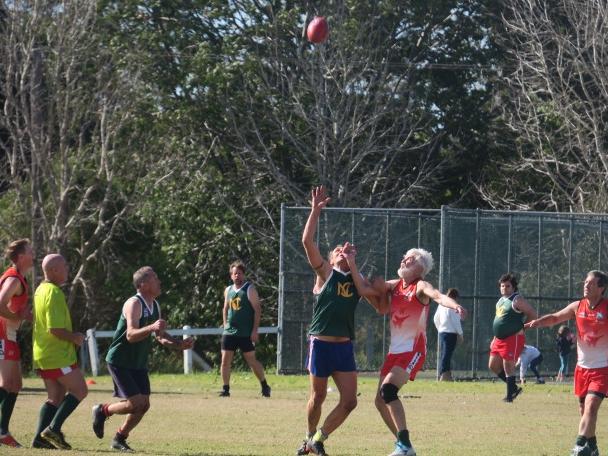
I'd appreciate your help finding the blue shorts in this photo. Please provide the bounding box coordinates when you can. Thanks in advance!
[107,363,151,398]
[306,337,356,378]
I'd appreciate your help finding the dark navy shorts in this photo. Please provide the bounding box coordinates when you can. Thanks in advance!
[221,335,255,353]
[107,363,151,398]
[306,337,357,378]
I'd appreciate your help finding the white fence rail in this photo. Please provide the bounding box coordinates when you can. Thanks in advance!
[85,325,280,376]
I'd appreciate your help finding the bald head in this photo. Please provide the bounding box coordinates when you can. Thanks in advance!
[42,254,68,285]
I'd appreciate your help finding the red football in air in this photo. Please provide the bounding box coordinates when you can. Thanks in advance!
[307,16,329,44]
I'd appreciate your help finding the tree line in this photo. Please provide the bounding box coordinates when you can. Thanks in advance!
[0,0,602,370]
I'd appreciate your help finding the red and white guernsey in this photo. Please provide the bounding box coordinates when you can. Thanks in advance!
[0,267,28,341]
[575,297,608,369]
[389,278,429,354]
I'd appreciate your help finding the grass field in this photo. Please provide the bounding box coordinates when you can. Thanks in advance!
[1,372,601,455]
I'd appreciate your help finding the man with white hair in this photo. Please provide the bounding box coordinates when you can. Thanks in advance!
[345,247,466,456]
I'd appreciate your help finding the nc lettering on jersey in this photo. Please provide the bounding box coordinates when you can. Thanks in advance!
[337,282,354,298]
[230,297,242,310]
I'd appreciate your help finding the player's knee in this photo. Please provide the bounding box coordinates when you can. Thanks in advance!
[374,393,386,410]
[139,399,151,414]
[0,380,21,393]
[380,383,399,404]
[73,386,88,401]
[341,396,357,412]
[127,397,147,414]
[310,390,327,405]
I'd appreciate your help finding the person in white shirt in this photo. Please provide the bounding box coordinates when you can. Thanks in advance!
[433,288,464,381]
[516,345,545,385]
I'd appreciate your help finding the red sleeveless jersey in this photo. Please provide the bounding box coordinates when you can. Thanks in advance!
[389,278,429,354]
[575,297,608,368]
[0,267,29,341]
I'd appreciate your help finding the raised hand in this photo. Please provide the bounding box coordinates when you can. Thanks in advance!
[342,242,357,261]
[311,185,331,211]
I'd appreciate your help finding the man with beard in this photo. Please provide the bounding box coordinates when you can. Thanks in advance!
[345,247,466,456]
[527,270,608,456]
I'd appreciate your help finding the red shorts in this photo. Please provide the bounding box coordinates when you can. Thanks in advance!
[37,364,79,380]
[0,339,20,361]
[489,333,525,361]
[574,365,608,398]
[380,349,426,380]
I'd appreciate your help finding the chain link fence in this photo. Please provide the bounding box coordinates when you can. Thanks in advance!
[278,206,608,378]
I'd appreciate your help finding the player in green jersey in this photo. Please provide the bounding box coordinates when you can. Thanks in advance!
[91,266,194,451]
[489,273,537,402]
[297,185,381,456]
[219,260,270,398]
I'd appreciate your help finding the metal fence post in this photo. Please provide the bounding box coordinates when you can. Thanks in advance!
[87,328,99,377]
[183,325,192,374]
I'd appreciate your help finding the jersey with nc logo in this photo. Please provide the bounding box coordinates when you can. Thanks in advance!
[308,268,360,340]
[223,282,254,337]
[575,297,608,368]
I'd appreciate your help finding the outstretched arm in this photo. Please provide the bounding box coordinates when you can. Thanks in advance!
[418,281,467,319]
[525,301,577,329]
[302,186,332,282]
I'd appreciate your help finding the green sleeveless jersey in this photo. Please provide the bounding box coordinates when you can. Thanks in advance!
[493,292,524,339]
[308,269,360,340]
[223,282,254,337]
[105,294,160,369]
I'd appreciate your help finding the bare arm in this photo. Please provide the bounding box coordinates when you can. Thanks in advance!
[124,297,166,343]
[370,277,392,315]
[302,186,333,283]
[513,295,538,321]
[342,242,379,298]
[0,277,22,321]
[248,285,262,343]
[156,333,194,350]
[418,281,467,319]
[222,287,229,327]
[525,301,577,329]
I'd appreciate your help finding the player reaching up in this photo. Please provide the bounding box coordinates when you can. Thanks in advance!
[345,246,465,456]
[296,185,382,456]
